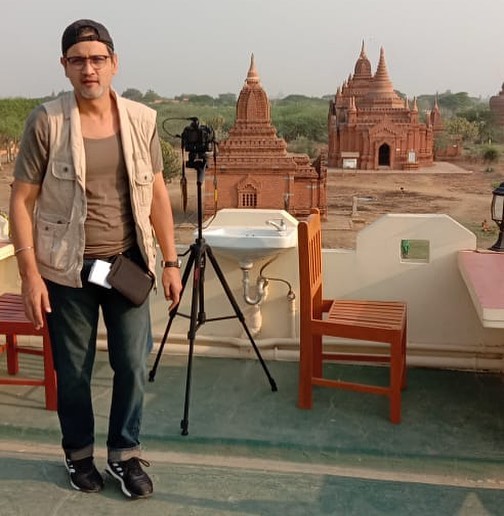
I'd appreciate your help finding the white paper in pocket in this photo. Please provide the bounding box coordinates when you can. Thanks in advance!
[88,259,112,289]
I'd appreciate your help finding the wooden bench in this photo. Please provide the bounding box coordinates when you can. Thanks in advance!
[0,293,57,410]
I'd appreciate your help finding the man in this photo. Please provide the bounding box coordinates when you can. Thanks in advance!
[9,19,182,499]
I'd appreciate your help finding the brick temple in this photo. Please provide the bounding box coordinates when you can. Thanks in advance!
[489,82,504,127]
[204,55,327,219]
[327,43,438,170]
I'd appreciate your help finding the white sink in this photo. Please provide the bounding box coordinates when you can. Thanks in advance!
[202,225,297,266]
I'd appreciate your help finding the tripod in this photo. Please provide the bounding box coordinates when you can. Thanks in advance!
[148,155,277,436]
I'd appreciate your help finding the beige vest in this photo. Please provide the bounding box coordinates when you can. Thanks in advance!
[36,91,158,287]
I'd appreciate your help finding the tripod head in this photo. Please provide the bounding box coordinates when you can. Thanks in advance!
[162,116,218,214]
[161,116,217,170]
[181,117,216,172]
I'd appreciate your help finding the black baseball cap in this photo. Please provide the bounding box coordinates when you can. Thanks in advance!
[61,19,114,55]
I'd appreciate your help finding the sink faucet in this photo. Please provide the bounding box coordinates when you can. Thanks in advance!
[266,218,287,232]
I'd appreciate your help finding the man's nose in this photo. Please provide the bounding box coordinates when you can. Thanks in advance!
[81,58,95,72]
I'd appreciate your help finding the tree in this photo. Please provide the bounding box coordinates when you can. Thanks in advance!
[143,89,162,103]
[185,94,215,105]
[271,97,328,143]
[287,136,317,158]
[160,139,181,182]
[279,94,312,103]
[205,115,229,142]
[444,116,480,143]
[216,93,237,106]
[122,88,144,102]
[457,106,503,144]
[0,98,40,162]
[417,91,483,117]
[438,91,474,114]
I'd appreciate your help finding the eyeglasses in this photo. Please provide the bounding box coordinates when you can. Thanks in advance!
[65,55,111,70]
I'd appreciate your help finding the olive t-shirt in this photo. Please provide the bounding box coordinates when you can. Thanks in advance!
[83,134,135,257]
[14,105,163,258]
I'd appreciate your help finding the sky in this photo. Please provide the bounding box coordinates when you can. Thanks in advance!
[2,0,504,101]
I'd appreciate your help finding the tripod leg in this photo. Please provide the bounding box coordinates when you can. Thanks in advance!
[180,245,205,436]
[148,250,195,382]
[148,310,176,382]
[206,245,278,392]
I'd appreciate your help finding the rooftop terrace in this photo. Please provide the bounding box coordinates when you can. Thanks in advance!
[0,352,503,515]
[1,168,504,513]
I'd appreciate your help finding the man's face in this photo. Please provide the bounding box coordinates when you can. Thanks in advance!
[61,40,118,101]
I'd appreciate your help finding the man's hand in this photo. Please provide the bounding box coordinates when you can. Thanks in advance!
[21,273,51,329]
[161,267,182,311]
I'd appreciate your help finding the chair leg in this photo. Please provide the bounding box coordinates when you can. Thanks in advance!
[6,334,19,375]
[401,321,408,390]
[312,334,322,378]
[389,335,402,424]
[298,333,313,409]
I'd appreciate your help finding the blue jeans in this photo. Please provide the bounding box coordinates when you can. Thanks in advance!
[45,253,153,462]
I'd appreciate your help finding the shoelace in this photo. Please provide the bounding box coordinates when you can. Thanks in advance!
[126,457,151,476]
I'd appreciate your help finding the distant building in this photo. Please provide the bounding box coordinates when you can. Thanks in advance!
[204,55,327,219]
[327,43,438,170]
[429,95,461,161]
[489,82,504,127]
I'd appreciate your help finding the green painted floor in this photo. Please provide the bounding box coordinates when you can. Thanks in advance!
[0,352,503,515]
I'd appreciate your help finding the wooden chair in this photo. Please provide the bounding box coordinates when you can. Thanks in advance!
[297,209,407,423]
[0,293,57,410]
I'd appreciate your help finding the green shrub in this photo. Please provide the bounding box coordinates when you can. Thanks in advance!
[287,136,317,158]
[481,145,500,164]
[160,139,181,182]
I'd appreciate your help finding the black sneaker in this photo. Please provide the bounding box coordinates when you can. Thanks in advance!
[64,456,104,493]
[106,457,153,499]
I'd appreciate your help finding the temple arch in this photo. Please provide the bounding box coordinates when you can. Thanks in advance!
[378,143,391,167]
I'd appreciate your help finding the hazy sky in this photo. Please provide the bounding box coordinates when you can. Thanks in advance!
[2,0,504,100]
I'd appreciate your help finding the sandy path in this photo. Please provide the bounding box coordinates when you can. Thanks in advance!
[1,159,502,249]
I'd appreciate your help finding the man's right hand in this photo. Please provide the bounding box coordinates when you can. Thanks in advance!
[21,273,52,329]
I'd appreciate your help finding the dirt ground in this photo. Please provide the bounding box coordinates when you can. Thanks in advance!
[1,159,502,250]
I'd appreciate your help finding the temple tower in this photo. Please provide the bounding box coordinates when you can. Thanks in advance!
[490,82,504,127]
[204,55,327,218]
[328,44,436,170]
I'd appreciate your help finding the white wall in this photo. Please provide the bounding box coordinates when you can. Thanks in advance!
[2,210,503,370]
[149,211,504,370]
[322,214,503,370]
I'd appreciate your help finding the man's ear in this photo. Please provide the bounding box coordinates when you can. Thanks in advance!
[60,57,69,78]
[111,53,118,75]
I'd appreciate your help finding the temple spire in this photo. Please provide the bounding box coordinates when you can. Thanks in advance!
[360,39,366,58]
[363,46,403,108]
[353,40,372,80]
[236,54,270,123]
[373,47,394,91]
[433,92,440,112]
[246,53,260,84]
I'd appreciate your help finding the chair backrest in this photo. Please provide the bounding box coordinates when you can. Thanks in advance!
[297,208,323,319]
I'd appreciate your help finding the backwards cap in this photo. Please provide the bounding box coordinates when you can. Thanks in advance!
[61,19,114,55]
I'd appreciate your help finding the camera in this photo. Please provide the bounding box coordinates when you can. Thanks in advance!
[181,117,215,158]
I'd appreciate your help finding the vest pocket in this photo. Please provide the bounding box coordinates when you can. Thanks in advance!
[133,160,154,206]
[42,161,77,220]
[35,219,72,272]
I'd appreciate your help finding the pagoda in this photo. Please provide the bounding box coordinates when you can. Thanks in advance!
[490,82,504,127]
[204,55,327,219]
[328,43,436,170]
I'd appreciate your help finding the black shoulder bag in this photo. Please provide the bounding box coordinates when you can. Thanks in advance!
[107,254,154,306]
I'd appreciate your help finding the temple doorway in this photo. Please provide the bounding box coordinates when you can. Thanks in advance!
[378,143,391,166]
